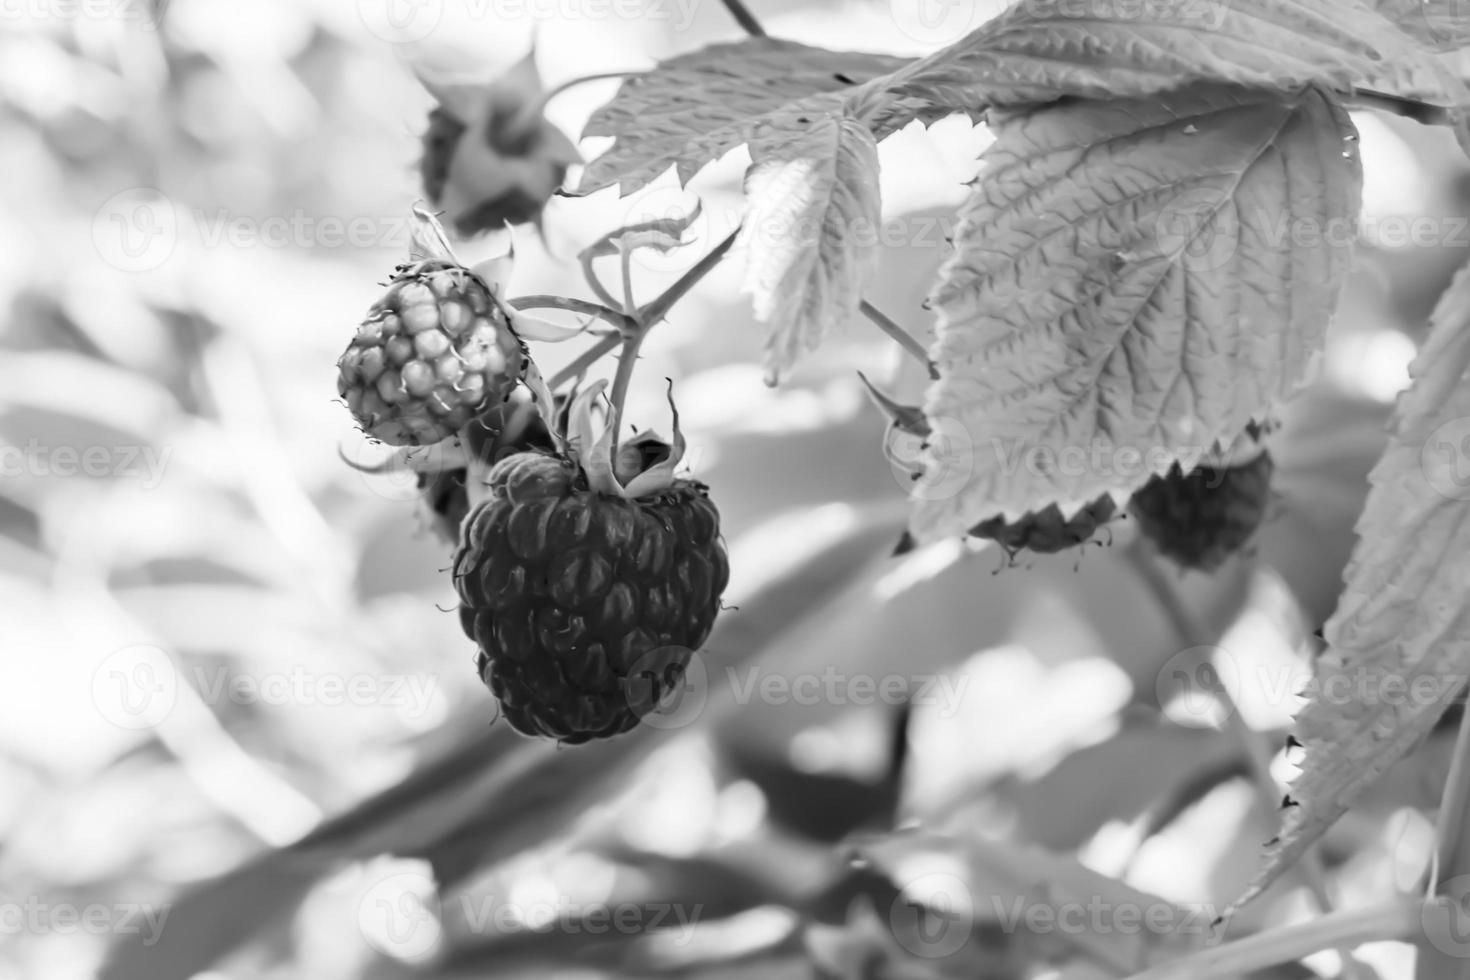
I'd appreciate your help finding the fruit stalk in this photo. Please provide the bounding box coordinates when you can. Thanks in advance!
[547,229,740,389]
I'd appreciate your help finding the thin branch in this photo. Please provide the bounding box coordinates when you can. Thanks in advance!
[1122,897,1430,980]
[1417,686,1470,980]
[541,70,638,105]
[859,299,936,378]
[608,330,645,452]
[717,0,767,37]
[546,334,619,391]
[640,229,739,324]
[510,295,633,332]
[1433,690,1470,881]
[545,230,739,389]
[1124,538,1367,980]
[578,249,624,311]
[1350,89,1456,127]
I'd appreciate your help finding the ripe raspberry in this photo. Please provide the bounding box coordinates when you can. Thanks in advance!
[968,495,1118,558]
[1129,451,1275,571]
[337,260,526,446]
[453,389,727,743]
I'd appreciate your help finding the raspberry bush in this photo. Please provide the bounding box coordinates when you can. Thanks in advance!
[91,2,1470,979]
[317,0,1470,974]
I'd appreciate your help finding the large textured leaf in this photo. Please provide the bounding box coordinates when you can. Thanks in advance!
[912,84,1361,537]
[574,39,911,197]
[1232,261,1470,911]
[737,112,881,382]
[850,0,1464,135]
[1371,0,1470,50]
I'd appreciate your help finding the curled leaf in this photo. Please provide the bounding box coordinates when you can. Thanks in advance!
[578,199,705,262]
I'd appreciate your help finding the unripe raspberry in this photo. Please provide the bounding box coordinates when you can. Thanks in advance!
[338,260,526,446]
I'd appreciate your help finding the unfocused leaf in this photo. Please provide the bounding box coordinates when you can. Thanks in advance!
[1232,260,1470,910]
[574,39,912,197]
[855,829,1203,973]
[737,112,881,382]
[913,84,1360,538]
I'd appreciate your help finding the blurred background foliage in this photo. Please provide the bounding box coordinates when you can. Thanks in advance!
[2,2,1468,979]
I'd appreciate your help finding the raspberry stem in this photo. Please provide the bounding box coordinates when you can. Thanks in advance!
[579,247,623,311]
[546,229,740,390]
[717,0,767,37]
[510,295,633,333]
[859,300,936,379]
[1349,89,1456,126]
[537,0,933,405]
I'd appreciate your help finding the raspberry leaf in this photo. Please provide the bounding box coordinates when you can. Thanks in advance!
[736,111,881,383]
[851,0,1465,135]
[1231,261,1470,912]
[573,39,911,197]
[911,84,1360,538]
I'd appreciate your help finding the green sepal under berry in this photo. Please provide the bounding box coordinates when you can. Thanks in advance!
[337,259,527,446]
[1129,450,1275,572]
